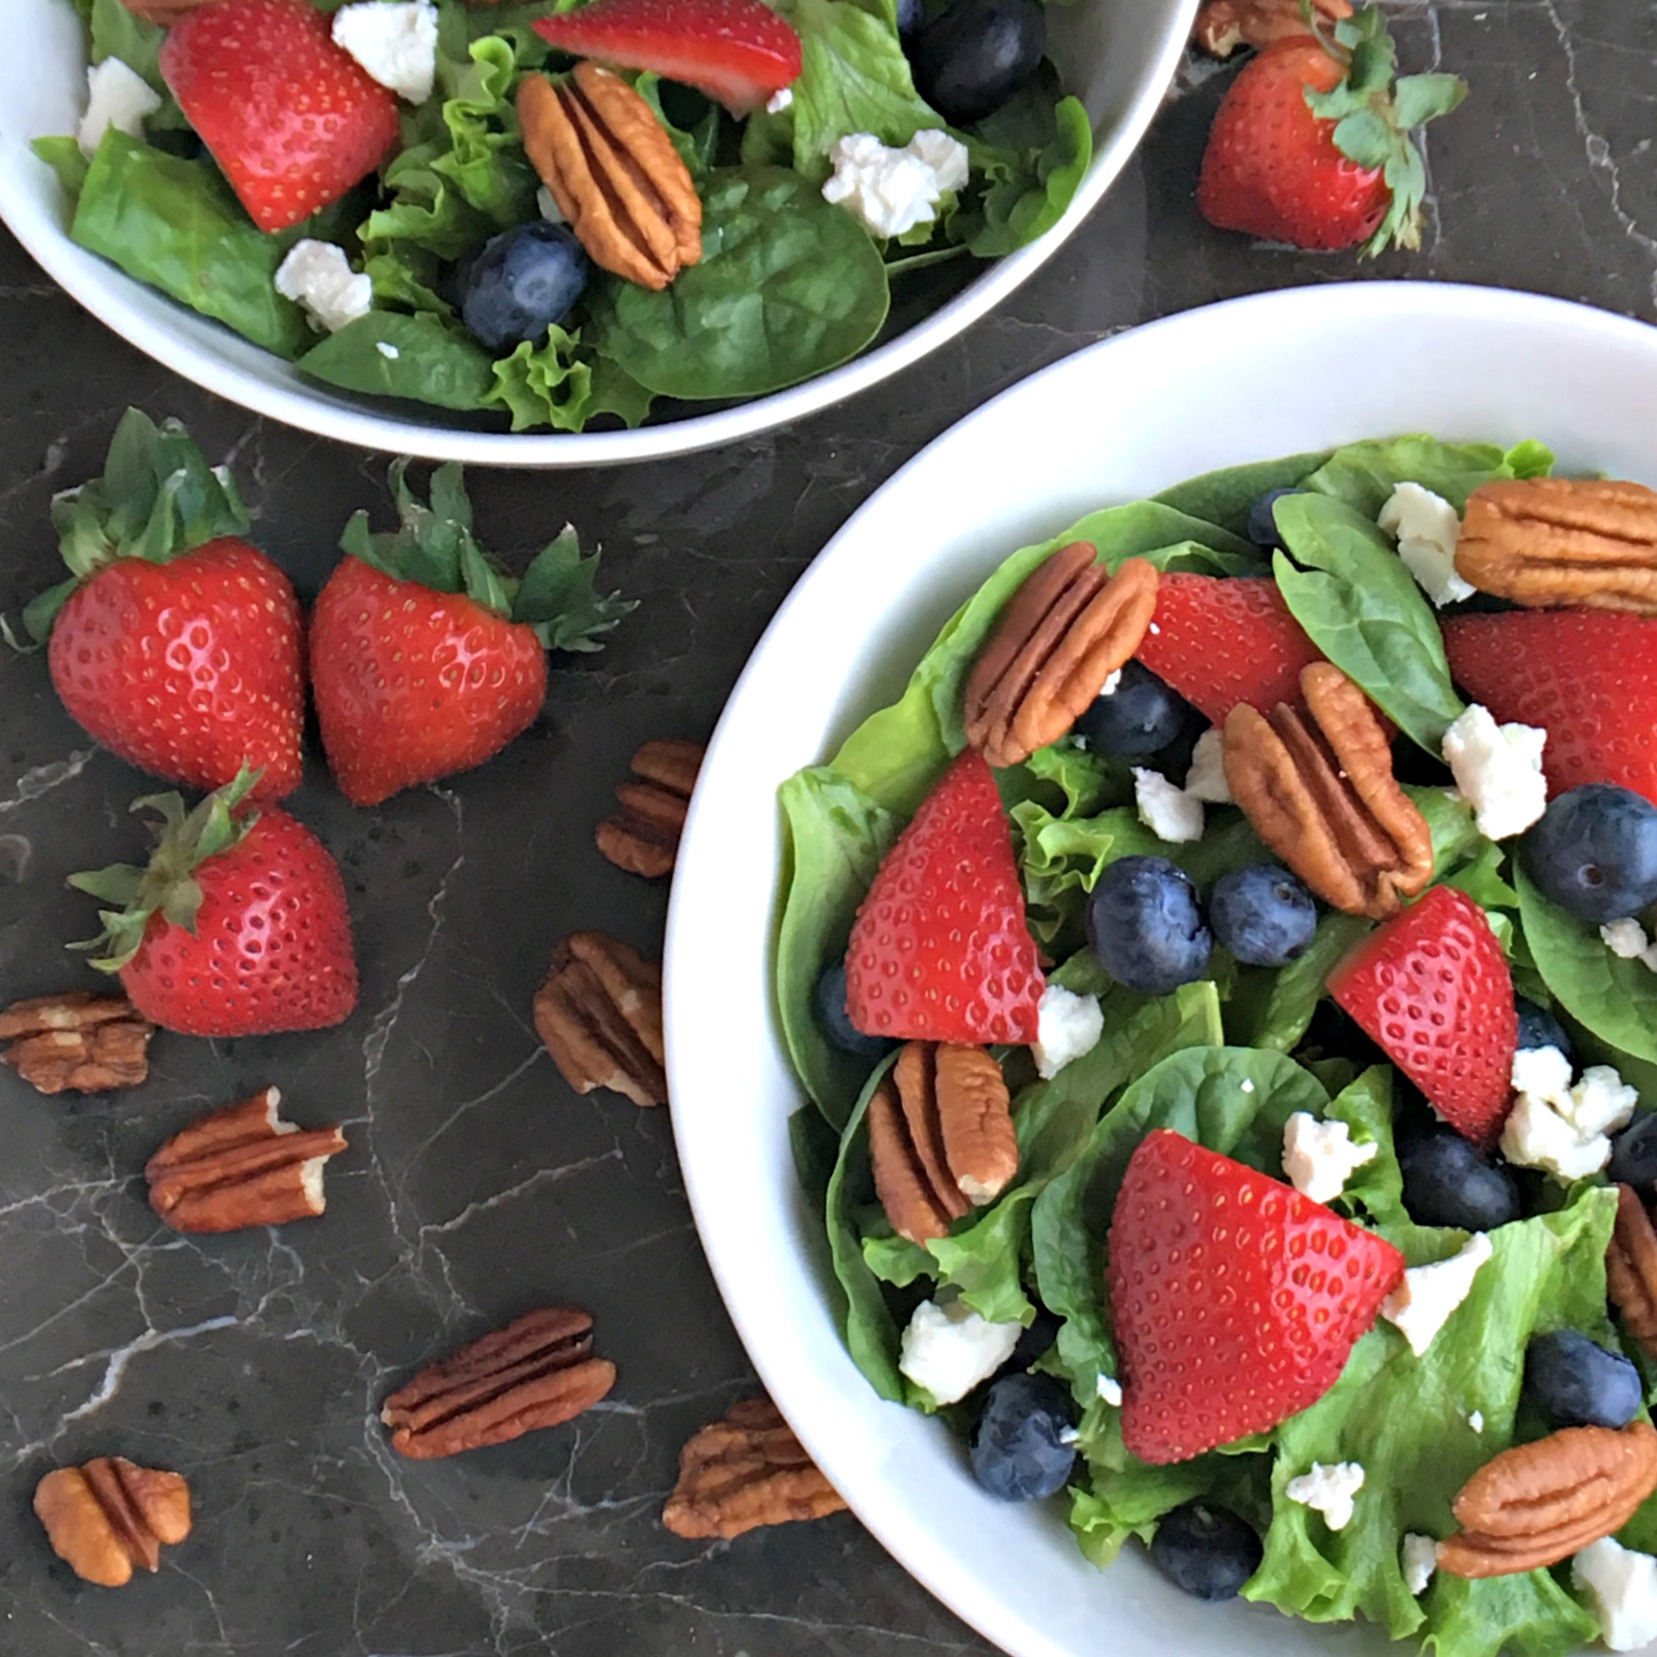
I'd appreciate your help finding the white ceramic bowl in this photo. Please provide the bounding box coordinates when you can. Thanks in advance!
[665,283,1657,1657]
[0,0,1195,466]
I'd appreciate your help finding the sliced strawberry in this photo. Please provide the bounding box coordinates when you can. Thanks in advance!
[532,0,802,115]
[1108,1129,1404,1464]
[1133,574,1325,726]
[1443,611,1657,807]
[844,750,1044,1045]
[1329,886,1517,1148]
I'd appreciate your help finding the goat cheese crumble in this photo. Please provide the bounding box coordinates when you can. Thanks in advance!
[332,0,440,104]
[1032,984,1104,1080]
[1286,1462,1366,1532]
[1441,704,1548,840]
[1381,1233,1493,1356]
[1183,727,1233,803]
[1402,1533,1438,1596]
[1133,767,1204,844]
[821,130,969,239]
[1378,481,1476,608]
[78,57,161,160]
[898,1298,1021,1406]
[1281,1112,1378,1204]
[1574,1538,1657,1652]
[275,240,374,334]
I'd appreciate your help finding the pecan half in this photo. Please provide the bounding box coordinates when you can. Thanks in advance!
[963,546,1159,768]
[1193,0,1352,56]
[534,932,667,1107]
[0,991,154,1095]
[1437,1422,1657,1578]
[1223,662,1433,918]
[1455,478,1657,614]
[34,1458,191,1587]
[1608,1184,1657,1359]
[518,63,702,291]
[663,1396,846,1539]
[869,1042,1017,1244]
[145,1088,347,1233]
[382,1306,616,1458]
[596,739,704,879]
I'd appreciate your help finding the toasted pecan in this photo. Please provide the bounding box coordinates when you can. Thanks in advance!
[534,931,667,1107]
[596,739,704,878]
[34,1458,191,1588]
[0,990,154,1094]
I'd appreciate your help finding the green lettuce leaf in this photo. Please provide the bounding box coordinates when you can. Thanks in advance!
[297,311,496,409]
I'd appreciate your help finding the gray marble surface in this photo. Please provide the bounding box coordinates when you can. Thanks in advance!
[0,4,1653,1652]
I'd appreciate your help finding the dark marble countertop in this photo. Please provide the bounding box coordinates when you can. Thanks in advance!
[1,5,1652,1653]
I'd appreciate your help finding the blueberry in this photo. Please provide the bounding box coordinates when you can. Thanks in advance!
[814,960,892,1060]
[1525,1330,1642,1429]
[1149,1501,1264,1602]
[969,1373,1077,1501]
[1072,662,1194,759]
[1398,1126,1522,1231]
[1520,784,1657,925]
[461,222,590,353]
[1610,1114,1657,1188]
[1246,487,1301,552]
[1515,994,1573,1065]
[1208,865,1317,967]
[1086,856,1212,997]
[906,0,1045,125]
[895,0,924,36]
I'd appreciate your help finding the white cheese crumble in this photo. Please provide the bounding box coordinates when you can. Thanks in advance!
[1512,1043,1574,1101]
[375,341,400,360]
[1096,1373,1123,1407]
[1561,1065,1640,1139]
[1381,1233,1494,1356]
[1602,917,1657,973]
[898,1298,1022,1406]
[78,57,162,160]
[332,0,439,103]
[1281,1112,1378,1205]
[1031,984,1104,1080]
[765,86,794,114]
[1402,1533,1438,1596]
[821,130,970,239]
[1502,1091,1612,1181]
[275,240,373,333]
[537,185,566,224]
[1501,1043,1638,1182]
[1378,481,1476,608]
[1183,727,1233,803]
[1468,1409,1485,1434]
[1574,1538,1657,1652]
[1286,1462,1365,1532]
[1441,704,1548,840]
[1133,767,1204,843]
[1098,667,1123,698]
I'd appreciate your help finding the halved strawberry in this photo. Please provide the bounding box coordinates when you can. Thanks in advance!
[532,0,802,115]
[1329,885,1517,1148]
[1442,611,1657,807]
[1133,574,1325,726]
[1108,1129,1404,1465]
[844,750,1044,1045]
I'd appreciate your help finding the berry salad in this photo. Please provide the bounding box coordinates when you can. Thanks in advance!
[35,0,1089,432]
[775,434,1657,1657]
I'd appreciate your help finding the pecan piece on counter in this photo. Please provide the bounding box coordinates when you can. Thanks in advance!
[1437,1422,1657,1579]
[0,991,154,1095]
[518,62,702,291]
[1223,662,1433,919]
[663,1396,847,1540]
[1192,0,1352,57]
[34,1457,191,1587]
[869,1042,1017,1244]
[382,1306,616,1458]
[534,931,667,1108]
[145,1088,347,1233]
[1607,1184,1657,1359]
[595,739,705,879]
[1455,477,1657,615]
[963,545,1159,769]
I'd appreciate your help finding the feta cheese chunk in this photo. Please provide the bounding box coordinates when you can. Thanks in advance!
[78,57,162,160]
[1097,667,1123,699]
[332,0,439,103]
[1561,1065,1640,1139]
[1184,727,1233,803]
[1381,1233,1493,1356]
[1378,482,1475,608]
[1032,984,1104,1080]
[1603,917,1652,959]
[1468,1409,1485,1434]
[898,1298,1022,1406]
[765,87,794,114]
[1096,1373,1123,1407]
[275,240,373,334]
[1574,1538,1657,1652]
[1402,1533,1438,1596]
[1504,1045,1639,1179]
[1501,1092,1611,1181]
[1512,1043,1573,1103]
[821,130,970,239]
[1133,767,1204,843]
[1441,704,1548,840]
[1282,1112,1378,1204]
[1286,1461,1365,1532]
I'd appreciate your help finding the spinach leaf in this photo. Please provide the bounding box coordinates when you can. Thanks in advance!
[1326,1066,1404,1226]
[1302,435,1525,516]
[1153,451,1334,539]
[297,312,497,409]
[1227,911,1372,1053]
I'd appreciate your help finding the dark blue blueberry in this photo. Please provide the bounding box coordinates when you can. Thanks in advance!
[1515,994,1573,1065]
[1246,487,1301,552]
[895,0,924,36]
[1398,1126,1522,1231]
[1520,784,1657,925]
[1525,1330,1642,1429]
[461,222,590,353]
[969,1372,1077,1501]
[1149,1501,1264,1602]
[814,960,893,1060]
[1208,865,1318,967]
[1086,855,1212,997]
[906,0,1044,125]
[1071,661,1194,759]
[1610,1114,1657,1188]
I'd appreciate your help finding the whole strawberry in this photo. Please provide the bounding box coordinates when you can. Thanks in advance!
[14,409,304,800]
[71,772,357,1037]
[1196,8,1465,254]
[311,462,633,807]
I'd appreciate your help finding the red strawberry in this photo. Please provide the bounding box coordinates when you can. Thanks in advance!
[19,409,303,800]
[1108,1129,1404,1465]
[1443,611,1657,807]
[1329,885,1517,1147]
[1196,8,1465,255]
[844,750,1045,1045]
[1133,574,1324,726]
[311,462,632,807]
[72,772,356,1037]
[160,0,400,233]
[532,0,802,115]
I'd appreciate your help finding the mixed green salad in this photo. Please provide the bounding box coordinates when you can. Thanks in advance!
[775,434,1657,1657]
